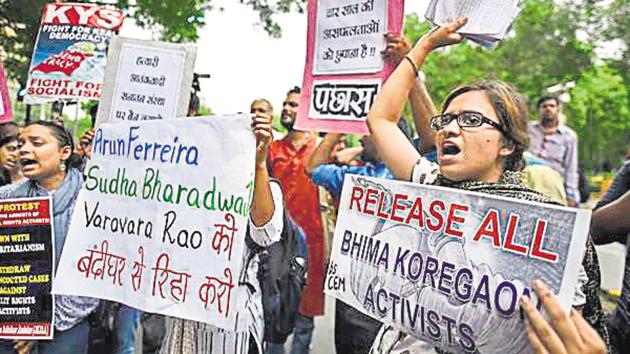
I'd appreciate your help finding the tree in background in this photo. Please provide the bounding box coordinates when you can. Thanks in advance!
[597,0,629,103]
[403,0,629,169]
[404,0,594,106]
[0,0,306,86]
[565,65,630,170]
[0,0,47,87]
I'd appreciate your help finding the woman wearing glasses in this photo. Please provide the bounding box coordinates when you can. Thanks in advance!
[366,18,605,354]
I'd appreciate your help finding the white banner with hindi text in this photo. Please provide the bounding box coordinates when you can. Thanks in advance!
[54,115,255,330]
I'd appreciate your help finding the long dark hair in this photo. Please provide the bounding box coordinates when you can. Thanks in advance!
[25,121,83,170]
[441,80,529,172]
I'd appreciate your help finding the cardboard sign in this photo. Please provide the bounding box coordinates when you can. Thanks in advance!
[54,115,255,330]
[96,37,196,124]
[0,197,54,340]
[24,2,123,103]
[295,0,404,134]
[326,175,590,353]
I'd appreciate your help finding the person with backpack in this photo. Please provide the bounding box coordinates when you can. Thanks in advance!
[158,107,285,354]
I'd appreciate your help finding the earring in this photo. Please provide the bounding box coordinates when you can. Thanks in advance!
[59,162,67,172]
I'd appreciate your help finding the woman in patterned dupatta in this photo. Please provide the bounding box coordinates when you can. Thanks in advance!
[365,17,606,354]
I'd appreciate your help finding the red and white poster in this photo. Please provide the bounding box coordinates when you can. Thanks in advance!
[0,59,12,123]
[24,2,124,103]
[327,175,590,353]
[295,0,404,135]
[0,197,55,340]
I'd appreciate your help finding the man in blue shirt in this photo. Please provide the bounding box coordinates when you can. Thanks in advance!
[306,131,391,354]
[306,33,438,354]
[306,117,416,354]
[307,133,393,197]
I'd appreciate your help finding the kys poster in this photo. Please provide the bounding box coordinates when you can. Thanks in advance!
[25,2,123,103]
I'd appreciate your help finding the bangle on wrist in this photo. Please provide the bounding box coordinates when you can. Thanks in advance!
[404,55,419,78]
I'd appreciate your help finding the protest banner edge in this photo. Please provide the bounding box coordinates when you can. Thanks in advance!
[95,36,197,126]
[0,196,55,340]
[294,0,405,135]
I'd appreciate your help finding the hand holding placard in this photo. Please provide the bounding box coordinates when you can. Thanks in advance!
[425,0,522,49]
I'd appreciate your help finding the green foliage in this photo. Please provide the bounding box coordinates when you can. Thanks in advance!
[198,104,212,116]
[404,0,594,109]
[0,0,306,86]
[272,115,287,135]
[403,0,630,167]
[598,0,630,102]
[117,0,212,42]
[565,65,630,170]
[0,0,48,85]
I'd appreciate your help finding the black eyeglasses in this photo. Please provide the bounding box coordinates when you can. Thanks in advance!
[429,111,508,136]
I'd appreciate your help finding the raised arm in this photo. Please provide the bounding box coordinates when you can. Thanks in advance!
[250,112,275,227]
[409,77,437,153]
[306,132,342,175]
[382,34,438,154]
[368,18,467,180]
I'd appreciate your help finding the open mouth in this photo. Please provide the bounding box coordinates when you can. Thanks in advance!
[19,158,38,168]
[440,142,461,156]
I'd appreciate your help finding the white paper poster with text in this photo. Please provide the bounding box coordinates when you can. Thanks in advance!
[325,175,590,354]
[54,116,255,329]
[96,37,196,124]
[295,0,404,135]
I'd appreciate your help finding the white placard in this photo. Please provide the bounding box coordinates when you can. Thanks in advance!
[54,115,255,330]
[313,0,387,75]
[97,37,196,125]
[326,175,590,354]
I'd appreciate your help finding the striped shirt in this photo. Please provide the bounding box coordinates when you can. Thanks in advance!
[160,182,284,354]
[527,122,579,202]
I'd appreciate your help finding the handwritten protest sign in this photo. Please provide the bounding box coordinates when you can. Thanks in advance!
[0,60,13,123]
[54,115,255,329]
[96,37,196,124]
[295,0,404,135]
[24,2,123,103]
[326,175,590,353]
[0,197,54,340]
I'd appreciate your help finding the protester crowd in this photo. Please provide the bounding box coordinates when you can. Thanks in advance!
[2,16,629,354]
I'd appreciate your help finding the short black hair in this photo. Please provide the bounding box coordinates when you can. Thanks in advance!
[287,86,301,95]
[536,96,559,109]
[0,122,20,147]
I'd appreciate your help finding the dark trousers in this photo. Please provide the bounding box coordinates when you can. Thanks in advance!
[334,300,382,354]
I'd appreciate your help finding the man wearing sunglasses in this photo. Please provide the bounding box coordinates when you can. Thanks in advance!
[527,96,579,207]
